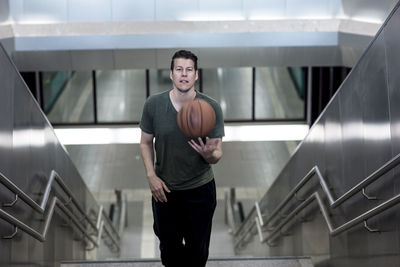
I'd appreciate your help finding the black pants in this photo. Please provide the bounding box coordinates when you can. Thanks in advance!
[152,180,217,267]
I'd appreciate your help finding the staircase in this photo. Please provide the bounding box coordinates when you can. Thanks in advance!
[61,257,313,267]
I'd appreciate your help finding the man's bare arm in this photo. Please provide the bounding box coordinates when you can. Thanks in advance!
[140,131,170,202]
[188,137,223,164]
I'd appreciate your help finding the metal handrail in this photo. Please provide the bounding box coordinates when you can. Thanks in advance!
[234,152,400,248]
[257,191,400,244]
[0,170,120,251]
[0,196,97,245]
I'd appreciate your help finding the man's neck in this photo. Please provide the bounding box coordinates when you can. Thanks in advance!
[172,88,196,103]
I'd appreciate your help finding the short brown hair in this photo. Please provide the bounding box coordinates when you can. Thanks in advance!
[170,50,198,71]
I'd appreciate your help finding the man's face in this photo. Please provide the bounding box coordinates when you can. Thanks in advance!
[170,58,198,93]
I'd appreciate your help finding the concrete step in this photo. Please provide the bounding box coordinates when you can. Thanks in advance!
[61,257,313,267]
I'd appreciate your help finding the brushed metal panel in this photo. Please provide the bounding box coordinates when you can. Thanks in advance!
[155,48,185,69]
[22,0,67,23]
[96,69,146,122]
[68,0,112,22]
[359,32,392,196]
[385,5,400,154]
[12,45,352,71]
[342,0,397,23]
[199,0,243,20]
[203,67,252,120]
[236,3,400,266]
[71,50,114,70]
[198,47,242,68]
[323,96,344,193]
[338,68,365,195]
[243,0,285,20]
[112,0,155,21]
[0,40,113,265]
[155,0,199,21]
[385,11,400,260]
[340,46,364,68]
[339,32,373,50]
[12,50,73,71]
[0,46,13,177]
[10,76,34,266]
[8,0,23,21]
[0,0,9,22]
[287,0,332,18]
[0,38,15,56]
[114,49,157,69]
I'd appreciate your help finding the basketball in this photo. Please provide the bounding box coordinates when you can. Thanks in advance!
[177,99,216,138]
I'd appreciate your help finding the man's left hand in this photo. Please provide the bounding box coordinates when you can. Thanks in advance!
[188,137,222,163]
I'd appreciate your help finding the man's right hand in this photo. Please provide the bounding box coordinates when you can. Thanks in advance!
[148,175,171,202]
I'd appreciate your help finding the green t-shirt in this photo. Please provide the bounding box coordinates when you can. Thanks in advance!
[140,90,225,190]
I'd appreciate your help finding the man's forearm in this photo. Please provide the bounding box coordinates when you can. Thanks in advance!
[140,143,156,178]
[205,149,223,164]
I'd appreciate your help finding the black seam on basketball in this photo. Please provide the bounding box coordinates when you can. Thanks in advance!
[179,106,184,134]
[187,104,194,137]
[198,100,203,137]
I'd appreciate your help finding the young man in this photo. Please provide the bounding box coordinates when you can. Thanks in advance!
[140,50,224,267]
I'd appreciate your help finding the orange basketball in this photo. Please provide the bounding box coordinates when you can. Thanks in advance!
[177,99,216,138]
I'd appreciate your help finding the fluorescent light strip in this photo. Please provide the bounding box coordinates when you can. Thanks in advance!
[54,124,309,145]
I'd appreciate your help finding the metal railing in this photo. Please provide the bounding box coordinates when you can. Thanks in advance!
[234,152,400,248]
[0,170,120,252]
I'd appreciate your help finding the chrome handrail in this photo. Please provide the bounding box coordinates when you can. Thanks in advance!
[0,170,120,251]
[234,152,400,248]
[256,191,400,244]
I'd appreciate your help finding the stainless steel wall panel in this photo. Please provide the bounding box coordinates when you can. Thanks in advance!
[155,0,198,21]
[0,46,14,265]
[339,32,373,50]
[12,50,73,71]
[7,0,395,24]
[357,35,395,257]
[338,68,365,195]
[155,48,185,69]
[0,43,117,264]
[340,46,365,67]
[0,49,13,178]
[342,0,397,23]
[0,0,9,22]
[198,0,243,20]
[359,33,391,178]
[385,11,400,264]
[240,3,400,266]
[70,50,114,70]
[22,0,68,23]
[12,46,355,71]
[385,4,400,155]
[287,0,332,19]
[198,48,242,68]
[323,97,344,195]
[243,0,286,20]
[114,49,157,69]
[112,0,155,21]
[0,38,15,56]
[68,0,112,22]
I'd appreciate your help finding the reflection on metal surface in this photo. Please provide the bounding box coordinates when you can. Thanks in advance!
[0,170,120,251]
[224,124,309,142]
[13,128,46,148]
[54,124,309,145]
[236,152,400,248]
